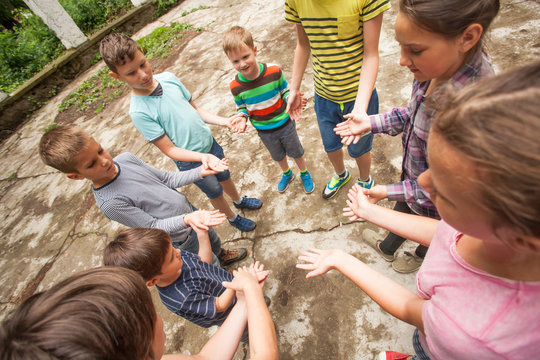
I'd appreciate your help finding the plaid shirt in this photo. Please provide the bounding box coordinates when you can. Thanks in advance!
[370,51,494,217]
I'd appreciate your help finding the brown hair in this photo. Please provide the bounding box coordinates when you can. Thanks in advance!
[100,33,142,74]
[222,26,255,55]
[104,228,171,281]
[399,0,500,55]
[0,267,156,360]
[433,61,540,237]
[39,125,92,173]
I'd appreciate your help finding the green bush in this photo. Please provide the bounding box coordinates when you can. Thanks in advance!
[0,11,64,93]
[59,0,133,34]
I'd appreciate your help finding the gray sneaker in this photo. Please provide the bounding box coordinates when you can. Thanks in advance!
[362,229,395,262]
[392,251,423,273]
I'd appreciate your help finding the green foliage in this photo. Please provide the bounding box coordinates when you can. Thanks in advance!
[153,0,178,19]
[43,123,58,133]
[58,0,133,34]
[137,22,192,59]
[0,10,64,93]
[181,5,211,17]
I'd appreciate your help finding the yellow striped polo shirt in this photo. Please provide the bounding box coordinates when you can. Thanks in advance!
[285,0,390,103]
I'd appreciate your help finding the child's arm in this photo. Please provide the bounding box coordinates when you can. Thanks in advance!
[223,264,277,360]
[344,184,438,247]
[187,223,214,264]
[189,100,245,132]
[286,23,311,119]
[297,248,425,332]
[152,134,222,171]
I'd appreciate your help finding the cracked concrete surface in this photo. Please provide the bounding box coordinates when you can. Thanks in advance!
[1,0,539,358]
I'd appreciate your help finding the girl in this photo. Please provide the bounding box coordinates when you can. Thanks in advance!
[334,0,500,273]
[298,62,540,359]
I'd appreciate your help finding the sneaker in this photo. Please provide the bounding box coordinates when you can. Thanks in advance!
[300,171,314,193]
[322,170,350,199]
[278,172,295,193]
[362,229,395,262]
[233,196,262,210]
[218,248,248,266]
[357,175,374,189]
[392,251,423,273]
[377,351,412,360]
[228,215,256,232]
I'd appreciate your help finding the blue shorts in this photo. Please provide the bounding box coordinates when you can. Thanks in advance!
[314,88,379,158]
[174,138,231,199]
[174,227,222,266]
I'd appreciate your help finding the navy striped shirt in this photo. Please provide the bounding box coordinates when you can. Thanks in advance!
[157,250,235,328]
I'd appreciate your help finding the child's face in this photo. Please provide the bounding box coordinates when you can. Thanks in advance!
[394,12,466,83]
[70,138,118,187]
[109,49,155,95]
[227,43,259,80]
[157,244,183,285]
[419,131,495,241]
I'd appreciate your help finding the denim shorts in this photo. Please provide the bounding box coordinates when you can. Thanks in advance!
[412,328,431,360]
[257,120,305,161]
[173,227,222,266]
[174,138,231,199]
[314,88,379,158]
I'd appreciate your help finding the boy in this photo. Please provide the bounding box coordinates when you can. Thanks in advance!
[223,26,314,193]
[39,125,247,266]
[103,228,269,334]
[100,33,262,232]
[285,0,390,199]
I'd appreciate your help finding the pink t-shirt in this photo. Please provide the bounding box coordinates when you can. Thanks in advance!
[417,221,540,359]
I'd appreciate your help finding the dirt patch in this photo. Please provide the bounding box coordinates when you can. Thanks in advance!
[55,29,201,125]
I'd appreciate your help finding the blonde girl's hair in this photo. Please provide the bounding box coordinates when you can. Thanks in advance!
[433,61,540,237]
[399,0,500,55]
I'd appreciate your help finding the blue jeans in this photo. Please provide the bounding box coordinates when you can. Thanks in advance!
[174,139,231,199]
[314,88,379,157]
[173,227,222,266]
[412,328,431,360]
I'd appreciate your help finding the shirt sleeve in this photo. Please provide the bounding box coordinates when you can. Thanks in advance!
[182,291,217,319]
[130,155,203,188]
[284,0,300,23]
[99,198,188,233]
[130,110,166,143]
[230,80,249,118]
[370,106,410,136]
[360,0,391,22]
[386,180,433,209]
[278,68,290,101]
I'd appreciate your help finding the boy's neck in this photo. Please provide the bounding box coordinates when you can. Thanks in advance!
[92,164,119,188]
[132,78,159,96]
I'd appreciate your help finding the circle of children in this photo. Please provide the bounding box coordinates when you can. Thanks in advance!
[2,0,539,359]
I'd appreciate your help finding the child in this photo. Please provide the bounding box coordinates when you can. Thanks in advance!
[285,0,390,199]
[39,125,247,266]
[103,227,269,334]
[334,0,499,273]
[0,266,278,360]
[222,26,313,194]
[100,33,262,232]
[298,62,540,359]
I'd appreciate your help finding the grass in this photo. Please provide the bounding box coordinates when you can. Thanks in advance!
[58,22,195,114]
[181,5,211,17]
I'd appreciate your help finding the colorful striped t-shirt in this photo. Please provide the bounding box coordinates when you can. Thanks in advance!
[229,63,290,131]
[285,0,390,103]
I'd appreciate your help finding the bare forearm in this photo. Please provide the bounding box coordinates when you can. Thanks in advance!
[335,251,425,331]
[244,284,278,360]
[354,54,379,112]
[290,24,311,92]
[215,289,236,312]
[194,230,212,264]
[362,203,438,247]
[196,106,228,126]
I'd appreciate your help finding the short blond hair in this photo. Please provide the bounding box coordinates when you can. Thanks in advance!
[222,26,255,55]
[39,125,92,173]
[100,33,142,74]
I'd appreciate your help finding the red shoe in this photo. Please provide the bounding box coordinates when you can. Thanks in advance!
[377,351,412,360]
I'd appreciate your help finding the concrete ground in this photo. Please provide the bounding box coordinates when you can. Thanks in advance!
[1,0,539,358]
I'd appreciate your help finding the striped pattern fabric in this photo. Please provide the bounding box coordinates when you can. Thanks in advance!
[157,250,234,328]
[230,63,290,130]
[285,0,390,103]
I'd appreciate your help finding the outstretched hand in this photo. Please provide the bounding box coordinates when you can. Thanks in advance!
[222,262,269,293]
[228,114,248,133]
[343,184,377,221]
[184,210,227,231]
[296,248,343,279]
[334,111,372,146]
[200,158,229,176]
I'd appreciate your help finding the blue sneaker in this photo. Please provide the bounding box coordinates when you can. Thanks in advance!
[300,171,314,193]
[277,172,295,193]
[357,175,374,189]
[322,170,350,199]
[228,215,256,231]
[233,196,262,210]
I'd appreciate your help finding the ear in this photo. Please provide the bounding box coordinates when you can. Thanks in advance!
[253,45,257,56]
[108,71,121,80]
[146,277,159,287]
[66,172,84,180]
[459,23,483,53]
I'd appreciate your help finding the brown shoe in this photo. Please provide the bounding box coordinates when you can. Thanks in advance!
[218,248,248,266]
[392,252,423,273]
[362,229,395,262]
